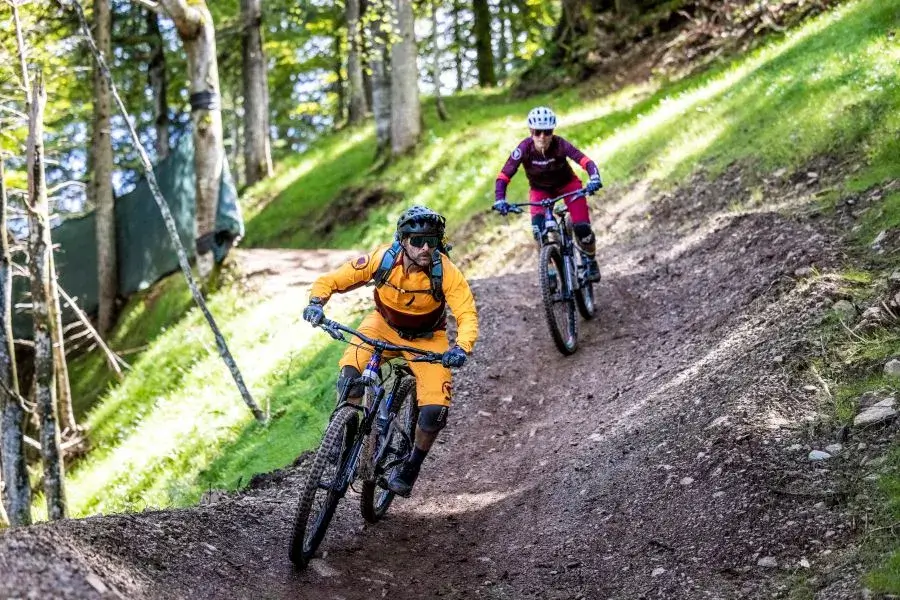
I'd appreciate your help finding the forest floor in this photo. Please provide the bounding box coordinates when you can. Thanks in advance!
[2,160,896,599]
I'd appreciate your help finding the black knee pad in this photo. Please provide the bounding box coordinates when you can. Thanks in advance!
[337,366,364,399]
[572,222,596,253]
[417,405,449,434]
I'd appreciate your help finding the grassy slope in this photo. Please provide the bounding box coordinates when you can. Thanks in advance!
[61,0,898,586]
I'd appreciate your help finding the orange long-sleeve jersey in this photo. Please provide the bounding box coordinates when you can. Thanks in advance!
[309,245,479,353]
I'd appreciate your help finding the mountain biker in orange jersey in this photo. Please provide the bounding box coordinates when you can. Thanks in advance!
[493,106,603,282]
[303,206,478,497]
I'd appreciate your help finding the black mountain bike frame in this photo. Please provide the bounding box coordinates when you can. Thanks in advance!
[509,188,593,296]
[315,318,443,495]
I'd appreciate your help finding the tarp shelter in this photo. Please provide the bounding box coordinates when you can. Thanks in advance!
[12,134,243,338]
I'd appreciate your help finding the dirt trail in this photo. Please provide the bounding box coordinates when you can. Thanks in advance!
[1,170,882,599]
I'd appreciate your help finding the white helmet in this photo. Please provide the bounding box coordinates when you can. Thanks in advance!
[527,106,557,130]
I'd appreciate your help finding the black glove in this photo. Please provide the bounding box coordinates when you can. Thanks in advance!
[441,345,467,368]
[302,298,325,326]
[493,199,513,216]
[586,174,603,194]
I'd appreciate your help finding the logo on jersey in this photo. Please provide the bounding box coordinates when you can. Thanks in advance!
[511,148,522,161]
[442,381,453,403]
[350,254,369,270]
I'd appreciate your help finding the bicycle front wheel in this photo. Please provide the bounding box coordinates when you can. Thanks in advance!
[539,244,578,355]
[575,251,597,320]
[289,405,358,567]
[360,379,418,523]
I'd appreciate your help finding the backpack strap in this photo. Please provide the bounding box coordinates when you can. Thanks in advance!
[373,240,445,301]
[373,241,403,288]
[430,249,444,302]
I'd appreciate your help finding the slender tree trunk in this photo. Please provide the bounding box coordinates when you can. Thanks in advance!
[146,8,170,160]
[240,0,272,186]
[230,91,243,190]
[94,0,117,337]
[389,0,421,156]
[333,33,346,124]
[346,0,368,124]
[49,251,75,435]
[27,73,67,521]
[497,0,508,81]
[472,0,496,86]
[0,158,30,528]
[369,0,392,157]
[453,0,464,91]
[159,0,224,279]
[431,0,448,121]
[2,1,33,529]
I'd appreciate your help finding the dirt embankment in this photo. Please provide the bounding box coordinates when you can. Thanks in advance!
[1,163,895,600]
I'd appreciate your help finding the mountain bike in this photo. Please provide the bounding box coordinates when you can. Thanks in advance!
[502,188,598,355]
[288,318,444,568]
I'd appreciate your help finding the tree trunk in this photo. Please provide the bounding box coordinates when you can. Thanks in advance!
[472,0,496,87]
[346,0,368,125]
[94,0,117,337]
[241,0,273,186]
[389,0,421,156]
[453,0,464,91]
[146,8,170,160]
[333,33,346,124]
[230,90,243,190]
[0,158,31,528]
[27,73,67,522]
[497,0,508,81]
[159,0,224,279]
[369,0,392,157]
[49,251,75,435]
[431,0,448,121]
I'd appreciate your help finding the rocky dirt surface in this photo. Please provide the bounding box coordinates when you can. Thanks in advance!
[2,163,897,599]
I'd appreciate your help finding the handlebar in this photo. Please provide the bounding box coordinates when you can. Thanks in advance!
[493,187,591,215]
[317,318,445,364]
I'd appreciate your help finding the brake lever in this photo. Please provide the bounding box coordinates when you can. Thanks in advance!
[320,324,345,341]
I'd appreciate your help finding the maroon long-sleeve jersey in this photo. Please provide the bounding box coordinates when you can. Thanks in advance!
[495,136,599,200]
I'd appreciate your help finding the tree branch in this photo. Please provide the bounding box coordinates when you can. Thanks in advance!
[132,0,162,14]
[158,0,203,34]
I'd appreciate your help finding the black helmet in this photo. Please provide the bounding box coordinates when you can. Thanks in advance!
[396,205,446,238]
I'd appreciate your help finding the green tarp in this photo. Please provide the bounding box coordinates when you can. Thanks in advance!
[12,134,243,338]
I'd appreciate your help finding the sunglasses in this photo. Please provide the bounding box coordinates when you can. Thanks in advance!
[408,235,440,248]
[532,129,554,137]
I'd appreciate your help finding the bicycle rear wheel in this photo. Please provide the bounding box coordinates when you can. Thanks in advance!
[289,405,358,567]
[360,379,418,523]
[539,244,578,355]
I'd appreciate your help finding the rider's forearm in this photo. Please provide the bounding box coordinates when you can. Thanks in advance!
[444,270,478,354]
[495,174,510,201]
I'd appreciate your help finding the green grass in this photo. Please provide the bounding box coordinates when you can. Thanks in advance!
[866,448,900,594]
[52,265,366,517]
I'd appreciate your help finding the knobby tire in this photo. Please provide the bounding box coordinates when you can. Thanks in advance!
[539,244,578,355]
[289,405,358,567]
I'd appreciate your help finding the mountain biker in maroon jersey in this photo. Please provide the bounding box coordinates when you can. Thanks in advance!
[493,106,603,282]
